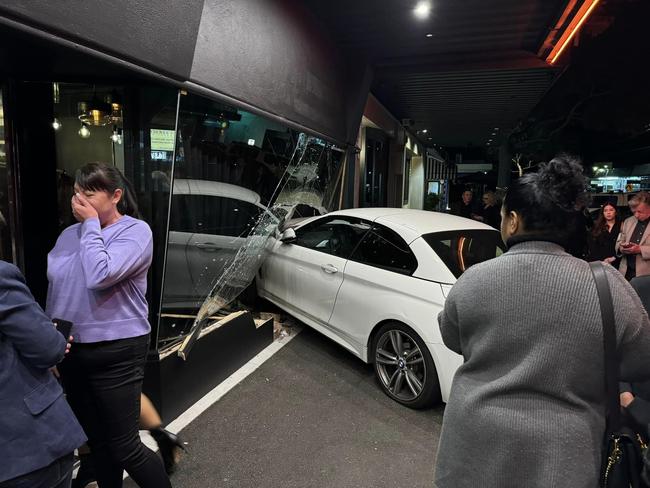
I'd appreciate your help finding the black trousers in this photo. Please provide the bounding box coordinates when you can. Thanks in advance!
[60,335,171,488]
[0,453,73,488]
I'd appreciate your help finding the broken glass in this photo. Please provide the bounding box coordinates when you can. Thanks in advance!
[177,133,345,358]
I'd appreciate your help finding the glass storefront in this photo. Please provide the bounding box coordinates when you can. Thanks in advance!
[158,92,345,352]
[0,78,347,355]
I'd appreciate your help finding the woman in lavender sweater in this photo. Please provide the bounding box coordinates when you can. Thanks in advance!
[47,162,171,488]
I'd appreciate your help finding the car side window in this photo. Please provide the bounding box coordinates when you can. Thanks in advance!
[349,224,418,275]
[170,195,262,237]
[294,217,371,258]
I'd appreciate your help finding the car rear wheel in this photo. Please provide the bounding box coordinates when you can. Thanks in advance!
[372,322,441,409]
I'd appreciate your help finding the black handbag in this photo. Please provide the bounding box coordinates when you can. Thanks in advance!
[590,262,648,488]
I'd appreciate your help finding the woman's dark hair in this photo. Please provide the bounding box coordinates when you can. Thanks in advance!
[502,154,589,238]
[75,162,140,217]
[591,202,619,237]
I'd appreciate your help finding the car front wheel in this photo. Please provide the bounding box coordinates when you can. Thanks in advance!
[372,322,441,409]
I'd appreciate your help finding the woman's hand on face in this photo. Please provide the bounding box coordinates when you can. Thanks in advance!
[620,391,635,408]
[71,192,98,222]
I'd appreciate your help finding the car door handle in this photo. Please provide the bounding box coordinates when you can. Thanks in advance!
[195,243,220,251]
[320,264,338,274]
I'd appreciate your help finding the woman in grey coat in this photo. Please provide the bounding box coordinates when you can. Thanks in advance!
[435,155,650,488]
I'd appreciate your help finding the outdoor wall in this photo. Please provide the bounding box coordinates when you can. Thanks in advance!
[0,0,369,145]
[408,156,424,210]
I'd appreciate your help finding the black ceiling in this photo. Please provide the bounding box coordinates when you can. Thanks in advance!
[303,0,568,147]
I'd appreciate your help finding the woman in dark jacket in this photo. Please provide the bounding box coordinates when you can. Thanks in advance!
[587,202,621,266]
[0,260,86,487]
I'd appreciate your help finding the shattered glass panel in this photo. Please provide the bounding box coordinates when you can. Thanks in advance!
[158,92,345,354]
[178,134,345,358]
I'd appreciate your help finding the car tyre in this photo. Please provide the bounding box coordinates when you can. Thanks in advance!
[372,322,441,409]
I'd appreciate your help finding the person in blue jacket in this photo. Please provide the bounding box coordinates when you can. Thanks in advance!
[0,260,86,488]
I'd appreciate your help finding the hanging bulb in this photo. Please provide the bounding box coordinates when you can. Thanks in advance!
[52,118,62,130]
[110,126,122,144]
[78,124,91,139]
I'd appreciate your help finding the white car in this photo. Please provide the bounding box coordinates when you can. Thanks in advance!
[257,208,505,408]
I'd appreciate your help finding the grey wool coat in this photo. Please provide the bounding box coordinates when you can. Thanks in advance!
[435,241,650,488]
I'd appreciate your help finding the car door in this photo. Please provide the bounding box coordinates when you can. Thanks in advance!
[266,215,370,327]
[328,223,421,350]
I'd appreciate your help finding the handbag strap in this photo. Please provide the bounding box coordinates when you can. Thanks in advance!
[589,261,621,434]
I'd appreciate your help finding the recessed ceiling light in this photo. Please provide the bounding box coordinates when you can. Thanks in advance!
[426,33,434,38]
[422,129,428,133]
[414,1,431,19]
[494,127,499,130]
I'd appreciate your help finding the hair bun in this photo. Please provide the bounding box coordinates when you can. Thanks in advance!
[535,154,589,211]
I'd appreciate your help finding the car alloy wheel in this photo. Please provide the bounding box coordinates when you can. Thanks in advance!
[373,322,440,408]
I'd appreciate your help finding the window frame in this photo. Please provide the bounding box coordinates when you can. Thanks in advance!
[293,215,372,259]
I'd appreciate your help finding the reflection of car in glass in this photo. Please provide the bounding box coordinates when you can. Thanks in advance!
[164,179,269,309]
[257,208,505,408]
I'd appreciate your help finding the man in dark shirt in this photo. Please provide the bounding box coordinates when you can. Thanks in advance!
[451,190,481,220]
[617,192,650,279]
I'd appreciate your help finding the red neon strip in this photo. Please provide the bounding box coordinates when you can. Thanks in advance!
[547,0,601,64]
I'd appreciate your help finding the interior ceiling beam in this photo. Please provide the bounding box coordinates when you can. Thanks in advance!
[373,50,554,78]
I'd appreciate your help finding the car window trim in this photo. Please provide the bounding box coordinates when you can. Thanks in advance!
[347,222,419,276]
[293,215,372,259]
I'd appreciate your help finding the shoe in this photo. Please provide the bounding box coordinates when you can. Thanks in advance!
[149,427,187,474]
[72,454,97,488]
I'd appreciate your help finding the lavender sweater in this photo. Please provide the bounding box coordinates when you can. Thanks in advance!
[46,215,153,343]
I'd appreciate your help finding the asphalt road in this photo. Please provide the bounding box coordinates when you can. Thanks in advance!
[125,327,445,488]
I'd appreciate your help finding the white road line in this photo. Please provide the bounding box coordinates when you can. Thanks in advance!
[162,325,302,436]
[74,326,302,483]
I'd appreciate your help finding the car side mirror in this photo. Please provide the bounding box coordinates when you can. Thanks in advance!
[280,228,296,243]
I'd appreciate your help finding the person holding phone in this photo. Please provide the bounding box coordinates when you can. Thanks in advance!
[616,192,650,280]
[46,162,171,488]
[0,260,86,488]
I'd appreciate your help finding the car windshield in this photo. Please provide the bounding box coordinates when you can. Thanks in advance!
[422,230,505,278]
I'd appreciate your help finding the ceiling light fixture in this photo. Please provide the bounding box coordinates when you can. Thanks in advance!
[426,33,433,38]
[547,0,602,65]
[78,97,112,127]
[52,118,62,131]
[414,1,431,19]
[422,129,428,134]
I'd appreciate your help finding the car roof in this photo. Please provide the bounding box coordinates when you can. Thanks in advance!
[172,179,262,205]
[327,207,496,243]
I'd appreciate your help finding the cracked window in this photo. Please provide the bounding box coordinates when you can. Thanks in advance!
[158,92,345,356]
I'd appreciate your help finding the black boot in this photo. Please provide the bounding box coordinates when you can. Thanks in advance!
[72,453,97,488]
[149,427,187,475]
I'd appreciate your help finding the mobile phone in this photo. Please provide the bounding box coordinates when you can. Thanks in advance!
[52,318,73,339]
